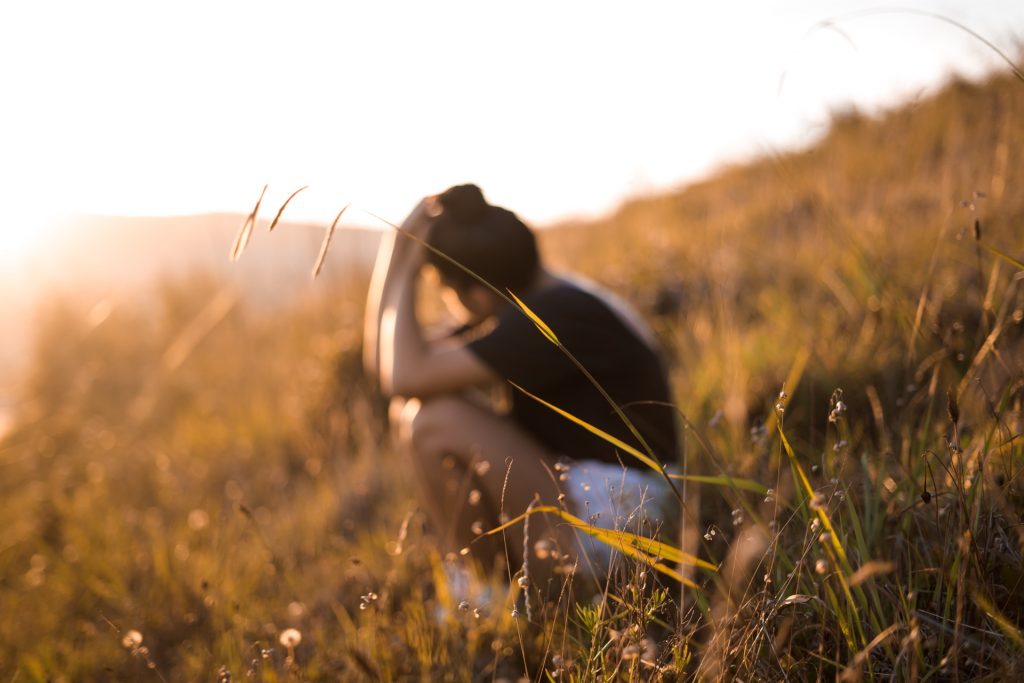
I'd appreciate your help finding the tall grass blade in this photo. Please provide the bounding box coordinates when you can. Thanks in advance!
[312,204,350,278]
[508,291,559,345]
[482,504,714,588]
[972,590,1024,649]
[778,426,849,569]
[486,504,717,569]
[818,8,1024,84]
[839,623,901,682]
[848,560,896,587]
[509,382,660,472]
[982,243,1024,271]
[779,423,868,651]
[230,184,267,261]
[268,185,309,232]
[667,473,768,495]
[161,288,237,372]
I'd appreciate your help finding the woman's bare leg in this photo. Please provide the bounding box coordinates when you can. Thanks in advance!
[393,395,574,583]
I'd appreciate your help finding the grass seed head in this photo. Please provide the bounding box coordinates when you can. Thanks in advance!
[279,628,302,648]
[121,629,143,649]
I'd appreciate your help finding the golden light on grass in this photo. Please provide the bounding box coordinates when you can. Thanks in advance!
[484,503,714,589]
[5,61,1024,681]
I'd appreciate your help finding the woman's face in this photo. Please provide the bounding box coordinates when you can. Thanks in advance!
[441,280,499,325]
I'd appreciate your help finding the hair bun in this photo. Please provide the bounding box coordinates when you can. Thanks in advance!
[438,184,489,224]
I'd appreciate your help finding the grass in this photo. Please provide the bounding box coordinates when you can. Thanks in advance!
[1,64,1023,680]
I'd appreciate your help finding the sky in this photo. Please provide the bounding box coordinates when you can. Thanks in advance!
[1,0,1023,268]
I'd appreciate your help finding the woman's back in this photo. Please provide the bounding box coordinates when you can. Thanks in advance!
[464,274,678,465]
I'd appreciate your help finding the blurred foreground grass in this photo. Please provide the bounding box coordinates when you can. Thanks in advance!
[2,68,1023,680]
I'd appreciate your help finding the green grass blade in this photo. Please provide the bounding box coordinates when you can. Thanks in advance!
[508,291,559,345]
[509,382,661,472]
[973,590,1024,649]
[778,426,850,569]
[982,242,1024,271]
[667,474,768,495]
[481,504,713,588]
[485,504,717,570]
[779,424,869,649]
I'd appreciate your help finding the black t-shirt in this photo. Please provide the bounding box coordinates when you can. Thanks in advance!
[466,281,678,466]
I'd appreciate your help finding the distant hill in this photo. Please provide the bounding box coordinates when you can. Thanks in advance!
[18,213,383,302]
[0,214,382,402]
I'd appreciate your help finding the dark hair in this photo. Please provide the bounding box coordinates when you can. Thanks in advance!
[425,184,541,293]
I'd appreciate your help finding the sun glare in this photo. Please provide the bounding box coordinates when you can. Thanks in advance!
[0,206,63,271]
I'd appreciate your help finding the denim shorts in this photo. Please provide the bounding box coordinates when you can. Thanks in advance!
[562,459,679,571]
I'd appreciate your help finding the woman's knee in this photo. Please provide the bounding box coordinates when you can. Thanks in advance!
[406,395,468,455]
[389,396,419,443]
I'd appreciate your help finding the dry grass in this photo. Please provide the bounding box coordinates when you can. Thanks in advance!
[1,66,1023,681]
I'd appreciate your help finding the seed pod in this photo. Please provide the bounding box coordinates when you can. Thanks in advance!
[947,389,960,424]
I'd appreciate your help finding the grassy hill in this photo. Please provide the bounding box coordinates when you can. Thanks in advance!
[544,69,1022,448]
[1,66,1022,681]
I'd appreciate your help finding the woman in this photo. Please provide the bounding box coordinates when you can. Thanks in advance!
[363,184,679,584]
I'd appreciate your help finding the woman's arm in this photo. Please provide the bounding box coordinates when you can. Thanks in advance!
[363,198,496,398]
[362,228,397,379]
[362,198,429,382]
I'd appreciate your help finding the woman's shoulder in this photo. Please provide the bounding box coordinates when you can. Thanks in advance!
[543,273,658,349]
[528,273,617,309]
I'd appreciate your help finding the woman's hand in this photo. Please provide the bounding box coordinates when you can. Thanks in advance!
[400,195,439,239]
[390,195,438,271]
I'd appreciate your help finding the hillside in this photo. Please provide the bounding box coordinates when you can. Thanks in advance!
[544,68,1023,441]
[1,67,1022,680]
[0,214,381,411]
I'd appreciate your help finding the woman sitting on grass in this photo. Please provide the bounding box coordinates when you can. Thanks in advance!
[363,184,679,586]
